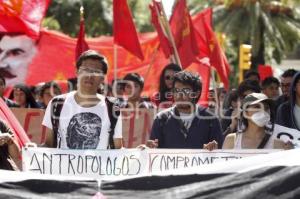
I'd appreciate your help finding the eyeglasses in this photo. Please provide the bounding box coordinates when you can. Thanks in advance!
[165,75,174,81]
[173,88,194,95]
[79,67,104,75]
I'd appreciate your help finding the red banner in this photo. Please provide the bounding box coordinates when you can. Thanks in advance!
[0,0,50,38]
[25,29,212,101]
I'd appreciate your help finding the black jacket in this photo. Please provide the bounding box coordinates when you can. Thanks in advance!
[276,72,300,130]
[150,105,224,149]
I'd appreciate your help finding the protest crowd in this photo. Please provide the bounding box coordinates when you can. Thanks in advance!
[0,2,300,197]
[0,49,298,170]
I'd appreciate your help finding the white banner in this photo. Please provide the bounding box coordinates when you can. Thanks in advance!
[22,148,278,180]
[273,124,300,146]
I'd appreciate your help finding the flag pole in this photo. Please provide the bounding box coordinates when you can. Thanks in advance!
[113,44,118,82]
[143,43,160,84]
[80,5,84,20]
[154,1,182,68]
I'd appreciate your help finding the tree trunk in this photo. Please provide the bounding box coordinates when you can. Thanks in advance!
[251,21,265,70]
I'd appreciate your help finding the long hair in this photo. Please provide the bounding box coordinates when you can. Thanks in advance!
[158,63,181,102]
[13,84,40,108]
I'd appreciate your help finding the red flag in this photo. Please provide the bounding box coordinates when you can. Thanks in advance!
[25,28,213,102]
[149,1,173,58]
[0,0,51,38]
[170,0,199,68]
[0,98,30,147]
[258,65,273,81]
[113,0,144,60]
[186,62,211,107]
[193,8,230,89]
[75,18,89,60]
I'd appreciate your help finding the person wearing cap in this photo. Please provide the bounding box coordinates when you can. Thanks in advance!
[122,73,154,109]
[222,93,292,149]
[42,50,123,149]
[222,80,261,137]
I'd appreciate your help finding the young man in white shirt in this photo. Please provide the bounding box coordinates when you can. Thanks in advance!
[42,50,123,149]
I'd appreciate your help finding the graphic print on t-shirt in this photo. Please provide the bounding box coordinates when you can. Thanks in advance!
[66,112,102,149]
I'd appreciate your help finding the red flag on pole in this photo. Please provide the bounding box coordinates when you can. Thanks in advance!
[149,1,173,58]
[75,7,89,60]
[0,0,51,38]
[170,0,199,68]
[113,0,144,60]
[193,8,230,89]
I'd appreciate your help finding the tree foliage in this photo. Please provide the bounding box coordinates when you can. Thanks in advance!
[43,0,153,37]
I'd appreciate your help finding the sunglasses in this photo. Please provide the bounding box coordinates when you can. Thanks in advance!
[165,75,174,81]
[173,88,194,95]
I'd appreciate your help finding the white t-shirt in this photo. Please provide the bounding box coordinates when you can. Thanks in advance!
[179,112,195,130]
[42,91,122,149]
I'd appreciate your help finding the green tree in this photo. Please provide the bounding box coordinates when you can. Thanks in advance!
[43,0,153,37]
[212,0,300,68]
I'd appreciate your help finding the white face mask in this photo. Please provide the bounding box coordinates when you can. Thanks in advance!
[251,111,271,127]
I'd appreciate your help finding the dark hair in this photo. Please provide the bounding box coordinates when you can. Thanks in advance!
[223,89,238,109]
[39,81,62,97]
[0,75,5,86]
[281,69,298,78]
[159,63,182,102]
[244,70,260,81]
[173,71,202,102]
[76,50,108,74]
[291,72,300,103]
[261,76,280,89]
[123,73,144,89]
[13,84,40,108]
[237,79,261,99]
[112,78,125,91]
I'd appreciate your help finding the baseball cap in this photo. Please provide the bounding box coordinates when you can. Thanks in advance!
[242,93,273,107]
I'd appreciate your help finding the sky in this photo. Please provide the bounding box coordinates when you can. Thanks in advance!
[161,0,175,18]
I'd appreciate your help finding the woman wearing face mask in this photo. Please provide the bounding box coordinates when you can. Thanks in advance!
[222,93,292,149]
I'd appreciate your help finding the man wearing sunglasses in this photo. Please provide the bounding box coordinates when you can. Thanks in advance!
[147,71,223,150]
[42,50,123,149]
[274,69,298,111]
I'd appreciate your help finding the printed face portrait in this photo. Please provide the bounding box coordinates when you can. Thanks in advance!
[0,35,37,86]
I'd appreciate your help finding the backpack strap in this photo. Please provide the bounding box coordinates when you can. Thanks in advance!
[105,97,120,149]
[257,133,271,149]
[50,97,66,148]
